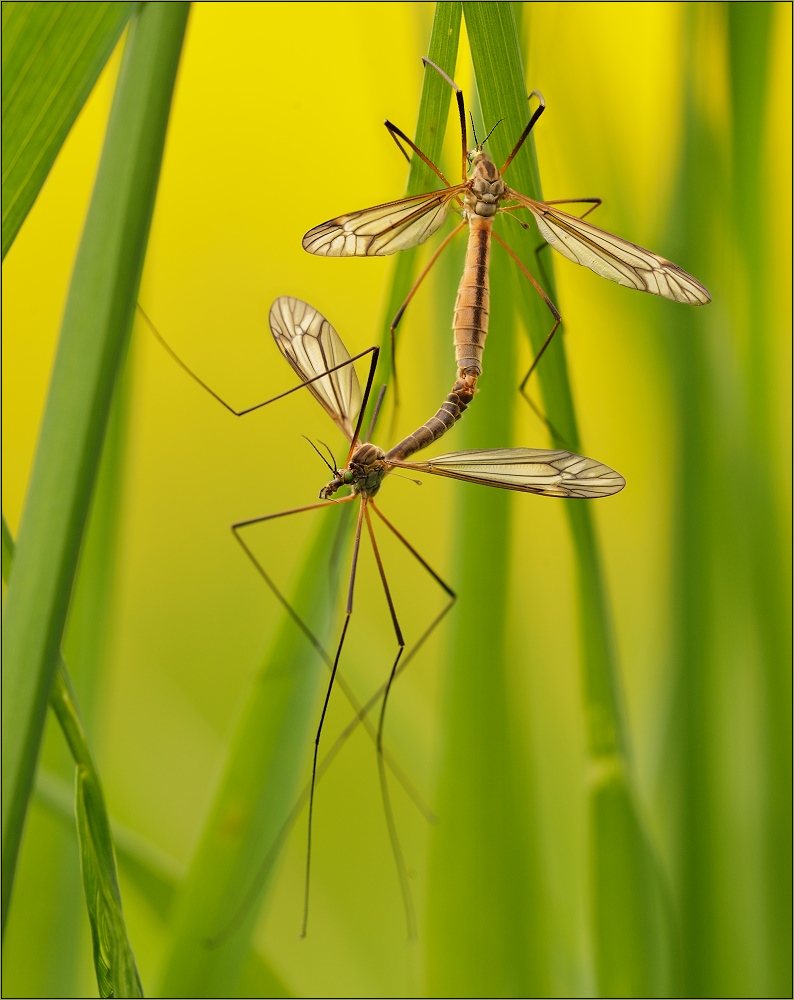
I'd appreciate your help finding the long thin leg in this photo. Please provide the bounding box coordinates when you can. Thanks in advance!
[345,344,380,465]
[233,497,425,805]
[490,231,570,444]
[207,498,434,949]
[302,498,367,937]
[138,304,380,422]
[362,507,415,937]
[490,230,562,384]
[388,220,466,416]
[384,120,451,187]
[421,57,468,182]
[543,196,602,218]
[501,90,546,173]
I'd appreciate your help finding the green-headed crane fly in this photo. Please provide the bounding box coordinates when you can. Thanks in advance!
[141,296,625,938]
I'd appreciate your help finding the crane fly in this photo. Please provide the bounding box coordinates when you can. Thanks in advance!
[141,296,625,937]
[258,297,624,936]
[303,58,711,409]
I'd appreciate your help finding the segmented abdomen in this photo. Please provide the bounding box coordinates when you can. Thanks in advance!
[385,376,476,463]
[453,214,491,375]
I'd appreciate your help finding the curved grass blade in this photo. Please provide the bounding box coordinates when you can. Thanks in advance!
[436,4,675,995]
[2,0,134,259]
[35,766,182,921]
[3,517,142,997]
[1,1,190,931]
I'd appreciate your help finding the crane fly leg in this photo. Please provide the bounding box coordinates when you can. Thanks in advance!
[383,119,450,187]
[208,497,432,947]
[362,505,416,938]
[139,304,379,422]
[490,231,570,445]
[386,221,466,426]
[301,497,367,936]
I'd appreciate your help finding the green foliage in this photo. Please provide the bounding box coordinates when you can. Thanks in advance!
[3,2,789,996]
[661,4,791,995]
[2,0,189,933]
[3,519,142,996]
[2,1,134,259]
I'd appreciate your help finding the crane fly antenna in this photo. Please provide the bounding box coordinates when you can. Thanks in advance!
[302,435,337,475]
[482,118,504,146]
[318,440,339,472]
[470,112,479,148]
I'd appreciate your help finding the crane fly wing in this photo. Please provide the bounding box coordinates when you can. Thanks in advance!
[506,191,711,305]
[302,186,465,257]
[268,297,361,441]
[395,448,625,498]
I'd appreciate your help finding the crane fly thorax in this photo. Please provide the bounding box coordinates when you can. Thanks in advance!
[318,442,389,500]
[465,152,506,219]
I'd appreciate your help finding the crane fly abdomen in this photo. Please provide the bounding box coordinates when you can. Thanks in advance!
[385,375,476,463]
[454,214,492,376]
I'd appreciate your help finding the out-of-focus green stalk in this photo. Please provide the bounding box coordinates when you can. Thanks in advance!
[2,517,142,997]
[3,350,133,996]
[727,5,791,990]
[157,507,345,997]
[425,197,550,994]
[454,4,675,995]
[663,5,790,996]
[1,1,190,930]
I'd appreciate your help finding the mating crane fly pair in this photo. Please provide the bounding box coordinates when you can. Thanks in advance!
[144,57,709,942]
[303,58,710,408]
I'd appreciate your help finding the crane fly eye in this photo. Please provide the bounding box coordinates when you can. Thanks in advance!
[343,471,354,485]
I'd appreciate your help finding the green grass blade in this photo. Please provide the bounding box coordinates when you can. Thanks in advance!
[158,508,346,996]
[372,1,462,399]
[35,766,183,921]
[2,0,134,259]
[1,1,190,931]
[425,212,551,995]
[3,516,143,996]
[661,5,791,995]
[727,6,791,988]
[458,4,674,994]
[75,764,143,998]
[3,351,133,992]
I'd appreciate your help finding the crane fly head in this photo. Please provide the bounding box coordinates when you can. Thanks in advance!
[319,442,389,501]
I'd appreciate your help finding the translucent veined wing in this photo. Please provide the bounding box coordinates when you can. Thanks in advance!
[505,191,711,305]
[302,185,465,257]
[268,297,361,441]
[395,447,625,498]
